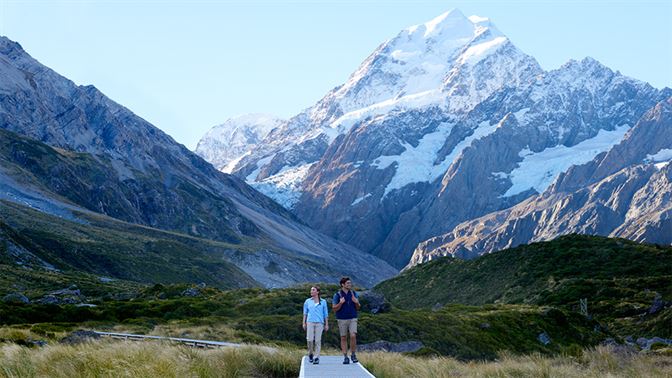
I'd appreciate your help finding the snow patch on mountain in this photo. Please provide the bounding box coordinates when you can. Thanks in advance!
[325,90,444,142]
[351,193,372,206]
[646,148,672,163]
[501,124,631,197]
[459,36,508,65]
[249,163,315,209]
[646,148,672,169]
[223,151,250,174]
[246,155,273,182]
[373,120,500,197]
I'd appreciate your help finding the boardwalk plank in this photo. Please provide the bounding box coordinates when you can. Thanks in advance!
[299,355,375,378]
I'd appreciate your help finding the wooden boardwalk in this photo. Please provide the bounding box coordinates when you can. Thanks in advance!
[299,355,376,378]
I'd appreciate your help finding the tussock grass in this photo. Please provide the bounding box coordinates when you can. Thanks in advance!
[362,346,672,378]
[0,340,302,378]
[0,328,32,343]
[2,341,670,378]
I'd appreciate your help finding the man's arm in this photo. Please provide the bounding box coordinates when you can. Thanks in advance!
[352,291,361,310]
[332,293,345,311]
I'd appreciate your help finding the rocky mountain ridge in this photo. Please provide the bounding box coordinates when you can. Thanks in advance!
[408,97,672,266]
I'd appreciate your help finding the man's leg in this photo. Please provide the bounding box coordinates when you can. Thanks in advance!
[349,319,359,363]
[338,319,350,364]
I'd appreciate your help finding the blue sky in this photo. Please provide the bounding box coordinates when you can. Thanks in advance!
[2,0,671,149]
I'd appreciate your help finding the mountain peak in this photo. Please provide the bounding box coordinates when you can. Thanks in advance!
[323,9,523,116]
[420,9,468,37]
[195,113,284,173]
[404,8,499,40]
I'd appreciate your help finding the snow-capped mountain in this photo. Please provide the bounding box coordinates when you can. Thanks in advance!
[231,9,540,206]
[195,114,283,173]
[222,9,670,268]
[0,36,397,287]
[407,97,672,267]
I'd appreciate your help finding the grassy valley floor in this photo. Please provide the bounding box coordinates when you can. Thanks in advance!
[1,235,670,376]
[0,340,670,378]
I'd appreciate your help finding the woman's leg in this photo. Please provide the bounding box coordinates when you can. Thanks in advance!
[306,322,315,355]
[314,323,325,357]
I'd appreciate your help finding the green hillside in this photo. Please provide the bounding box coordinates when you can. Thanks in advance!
[0,200,260,292]
[0,284,601,361]
[375,235,672,337]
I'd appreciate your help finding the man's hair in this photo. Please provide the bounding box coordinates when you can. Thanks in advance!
[339,277,351,287]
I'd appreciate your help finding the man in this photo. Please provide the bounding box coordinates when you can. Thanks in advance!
[332,276,360,364]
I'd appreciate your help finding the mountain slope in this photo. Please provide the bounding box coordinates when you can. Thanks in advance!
[409,98,672,265]
[219,9,669,268]
[0,37,397,287]
[0,200,260,289]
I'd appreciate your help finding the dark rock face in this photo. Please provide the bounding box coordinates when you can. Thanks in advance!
[358,340,424,353]
[35,285,85,305]
[648,294,665,315]
[537,332,551,345]
[181,287,201,297]
[636,337,672,351]
[60,330,101,345]
[408,98,672,266]
[359,290,391,314]
[2,292,29,304]
[37,295,61,305]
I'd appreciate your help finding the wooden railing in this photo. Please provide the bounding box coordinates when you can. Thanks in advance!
[94,331,244,349]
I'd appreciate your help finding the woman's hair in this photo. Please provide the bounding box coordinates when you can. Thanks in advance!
[312,285,321,300]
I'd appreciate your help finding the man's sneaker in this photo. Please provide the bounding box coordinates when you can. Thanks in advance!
[351,353,359,363]
[308,354,313,363]
[313,357,320,365]
[343,356,350,364]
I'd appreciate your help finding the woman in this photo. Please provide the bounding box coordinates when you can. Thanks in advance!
[302,285,329,364]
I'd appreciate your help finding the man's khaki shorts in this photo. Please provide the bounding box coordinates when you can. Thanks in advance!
[337,318,357,336]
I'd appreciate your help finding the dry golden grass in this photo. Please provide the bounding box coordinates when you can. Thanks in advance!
[0,340,301,378]
[1,340,671,378]
[362,346,672,378]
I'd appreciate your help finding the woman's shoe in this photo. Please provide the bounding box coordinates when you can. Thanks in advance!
[308,354,313,363]
[313,357,320,364]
